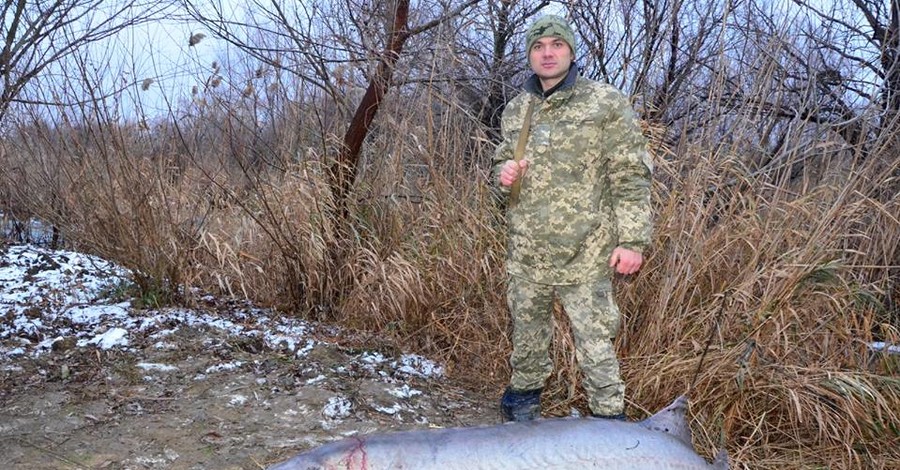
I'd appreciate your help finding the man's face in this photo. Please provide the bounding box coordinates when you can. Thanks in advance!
[529,37,574,86]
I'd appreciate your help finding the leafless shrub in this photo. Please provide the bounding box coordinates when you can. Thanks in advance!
[0,1,897,468]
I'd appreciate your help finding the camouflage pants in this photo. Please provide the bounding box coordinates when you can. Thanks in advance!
[507,276,625,416]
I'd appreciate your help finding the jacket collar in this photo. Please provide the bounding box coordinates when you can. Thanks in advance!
[524,63,579,99]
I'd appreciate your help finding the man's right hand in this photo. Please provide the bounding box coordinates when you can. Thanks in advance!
[500,159,529,187]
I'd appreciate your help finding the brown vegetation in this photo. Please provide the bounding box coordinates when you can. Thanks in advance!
[1,0,898,468]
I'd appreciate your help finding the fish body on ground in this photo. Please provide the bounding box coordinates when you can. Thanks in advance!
[269,395,729,470]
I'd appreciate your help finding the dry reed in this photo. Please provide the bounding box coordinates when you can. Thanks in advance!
[1,54,898,470]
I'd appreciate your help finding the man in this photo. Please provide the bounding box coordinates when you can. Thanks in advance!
[492,15,652,421]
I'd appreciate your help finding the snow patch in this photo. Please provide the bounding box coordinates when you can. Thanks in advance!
[137,362,179,372]
[394,354,444,378]
[204,361,244,374]
[229,394,248,406]
[323,396,352,420]
[0,244,449,404]
[373,403,403,415]
[305,374,327,385]
[388,384,422,399]
[81,327,129,349]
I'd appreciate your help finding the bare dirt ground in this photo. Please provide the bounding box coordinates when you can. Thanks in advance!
[0,311,497,470]
[0,245,497,469]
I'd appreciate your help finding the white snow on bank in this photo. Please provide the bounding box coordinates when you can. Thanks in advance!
[323,395,353,420]
[0,245,129,312]
[229,394,248,406]
[0,243,444,435]
[0,245,319,361]
[354,351,444,379]
[205,361,244,374]
[137,362,180,372]
[82,327,130,349]
[0,244,447,388]
[394,354,444,378]
[388,384,423,399]
[373,403,403,415]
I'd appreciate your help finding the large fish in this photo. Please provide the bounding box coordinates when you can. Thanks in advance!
[268,395,729,469]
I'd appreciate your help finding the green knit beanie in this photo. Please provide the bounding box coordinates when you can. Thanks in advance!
[525,15,576,56]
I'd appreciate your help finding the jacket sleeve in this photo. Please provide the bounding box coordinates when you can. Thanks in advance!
[605,96,653,253]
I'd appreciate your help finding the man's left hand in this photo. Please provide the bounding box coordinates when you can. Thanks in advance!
[609,247,643,275]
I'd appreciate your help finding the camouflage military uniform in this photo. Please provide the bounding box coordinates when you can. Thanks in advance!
[493,60,652,416]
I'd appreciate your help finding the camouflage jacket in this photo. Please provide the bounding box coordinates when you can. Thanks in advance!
[492,69,653,285]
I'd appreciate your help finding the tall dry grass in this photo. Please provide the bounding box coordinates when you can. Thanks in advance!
[1,58,898,470]
[624,150,898,467]
[0,111,217,305]
[190,92,514,380]
[530,115,899,468]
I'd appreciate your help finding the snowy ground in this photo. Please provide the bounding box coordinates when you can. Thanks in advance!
[0,244,495,469]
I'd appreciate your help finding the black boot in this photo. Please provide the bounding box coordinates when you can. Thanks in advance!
[591,412,627,421]
[500,387,542,422]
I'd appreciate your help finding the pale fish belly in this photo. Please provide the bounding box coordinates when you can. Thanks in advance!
[269,410,727,470]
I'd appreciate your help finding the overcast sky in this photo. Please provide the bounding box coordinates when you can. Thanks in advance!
[76,1,249,121]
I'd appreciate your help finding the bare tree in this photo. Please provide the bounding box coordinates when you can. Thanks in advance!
[180,0,482,211]
[467,0,549,136]
[699,0,896,165]
[0,0,170,122]
[793,1,900,112]
[563,0,726,124]
[331,0,482,209]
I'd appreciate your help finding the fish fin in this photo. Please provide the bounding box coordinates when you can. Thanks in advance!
[637,395,694,448]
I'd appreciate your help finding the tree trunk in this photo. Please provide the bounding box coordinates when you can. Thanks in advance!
[330,0,411,215]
